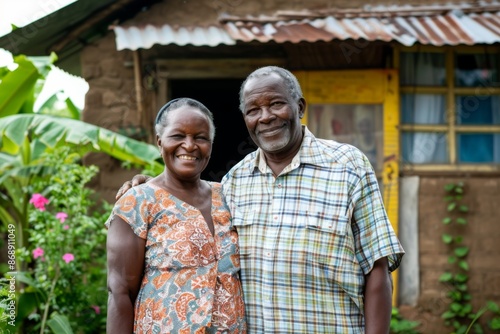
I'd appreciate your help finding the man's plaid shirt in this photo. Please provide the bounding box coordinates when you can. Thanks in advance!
[222,127,404,333]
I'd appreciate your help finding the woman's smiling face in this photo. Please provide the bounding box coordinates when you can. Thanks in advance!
[157,105,212,181]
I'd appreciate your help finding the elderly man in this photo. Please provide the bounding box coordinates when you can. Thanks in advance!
[118,66,404,333]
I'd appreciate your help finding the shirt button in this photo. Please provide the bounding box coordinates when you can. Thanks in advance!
[277,184,282,188]
[274,216,278,220]
[267,252,272,257]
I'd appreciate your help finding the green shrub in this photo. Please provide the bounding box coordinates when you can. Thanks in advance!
[12,147,108,333]
[390,307,421,334]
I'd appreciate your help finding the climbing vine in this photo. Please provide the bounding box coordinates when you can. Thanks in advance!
[439,181,500,334]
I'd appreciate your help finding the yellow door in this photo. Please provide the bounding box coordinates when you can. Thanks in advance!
[294,69,400,300]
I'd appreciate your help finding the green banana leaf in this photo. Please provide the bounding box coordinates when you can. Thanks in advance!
[64,96,81,119]
[0,55,39,117]
[47,313,74,334]
[0,52,58,119]
[0,114,163,173]
[37,93,81,119]
[0,66,10,79]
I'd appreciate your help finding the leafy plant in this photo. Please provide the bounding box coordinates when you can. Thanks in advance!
[14,147,109,333]
[0,52,163,333]
[0,52,70,119]
[0,114,162,259]
[0,53,162,273]
[439,182,476,334]
[439,182,500,333]
[466,301,500,333]
[0,277,16,329]
[0,54,46,118]
[390,307,421,334]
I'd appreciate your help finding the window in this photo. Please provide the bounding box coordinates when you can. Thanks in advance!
[398,48,500,170]
[308,103,384,173]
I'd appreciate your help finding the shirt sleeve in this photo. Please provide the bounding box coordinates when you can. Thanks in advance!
[351,156,405,274]
[104,187,150,240]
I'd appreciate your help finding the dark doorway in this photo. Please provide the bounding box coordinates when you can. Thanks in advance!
[171,79,257,181]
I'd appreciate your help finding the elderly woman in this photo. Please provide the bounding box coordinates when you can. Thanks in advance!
[106,98,246,333]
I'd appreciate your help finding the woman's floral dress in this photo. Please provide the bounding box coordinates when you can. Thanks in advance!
[106,182,246,333]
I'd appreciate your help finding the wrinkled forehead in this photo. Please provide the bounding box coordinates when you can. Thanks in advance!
[243,74,286,98]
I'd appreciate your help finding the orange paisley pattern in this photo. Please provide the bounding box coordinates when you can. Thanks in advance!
[108,182,246,333]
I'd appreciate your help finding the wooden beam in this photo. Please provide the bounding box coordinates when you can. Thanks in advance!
[402,164,500,173]
[155,58,286,79]
[50,0,136,53]
[133,50,145,129]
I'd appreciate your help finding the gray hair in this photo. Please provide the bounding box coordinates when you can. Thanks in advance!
[155,98,216,141]
[238,66,303,112]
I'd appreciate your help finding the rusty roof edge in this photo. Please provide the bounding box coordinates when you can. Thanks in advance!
[113,5,500,50]
[219,4,500,23]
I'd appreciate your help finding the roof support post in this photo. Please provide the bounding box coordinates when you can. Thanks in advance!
[133,50,145,131]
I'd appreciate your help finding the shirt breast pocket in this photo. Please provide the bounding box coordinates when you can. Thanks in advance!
[304,212,353,266]
[231,209,257,257]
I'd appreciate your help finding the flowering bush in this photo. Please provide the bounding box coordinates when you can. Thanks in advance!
[17,147,109,333]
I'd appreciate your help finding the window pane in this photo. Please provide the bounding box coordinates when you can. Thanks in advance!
[400,52,446,86]
[308,104,383,172]
[455,53,500,87]
[401,94,446,124]
[457,133,500,163]
[402,132,448,163]
[456,95,500,125]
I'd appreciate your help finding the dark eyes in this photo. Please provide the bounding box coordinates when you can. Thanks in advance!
[245,108,259,116]
[170,134,209,141]
[270,102,285,109]
[245,101,285,115]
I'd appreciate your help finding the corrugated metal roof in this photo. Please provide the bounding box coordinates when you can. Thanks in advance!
[113,25,235,50]
[113,4,500,50]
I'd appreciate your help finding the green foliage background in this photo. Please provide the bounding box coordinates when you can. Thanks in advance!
[0,53,161,332]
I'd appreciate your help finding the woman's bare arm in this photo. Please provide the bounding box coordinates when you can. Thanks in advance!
[106,216,146,333]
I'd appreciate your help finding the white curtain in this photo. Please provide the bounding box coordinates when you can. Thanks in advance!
[410,95,446,163]
[401,53,446,163]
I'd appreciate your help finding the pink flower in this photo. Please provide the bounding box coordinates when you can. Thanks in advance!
[29,194,49,211]
[62,253,74,264]
[91,305,101,314]
[33,247,44,259]
[63,225,69,230]
[56,212,68,223]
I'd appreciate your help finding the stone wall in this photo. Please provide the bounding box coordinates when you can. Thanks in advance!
[81,31,142,202]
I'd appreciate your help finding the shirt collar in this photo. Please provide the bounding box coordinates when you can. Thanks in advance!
[250,126,334,174]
